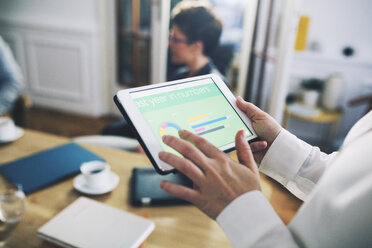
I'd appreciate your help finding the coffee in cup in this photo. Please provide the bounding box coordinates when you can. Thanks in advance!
[80,161,111,189]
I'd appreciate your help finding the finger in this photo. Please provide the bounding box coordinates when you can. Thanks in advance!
[162,135,209,172]
[250,141,268,152]
[235,129,259,173]
[160,180,200,204]
[178,129,222,158]
[236,96,265,121]
[158,151,204,183]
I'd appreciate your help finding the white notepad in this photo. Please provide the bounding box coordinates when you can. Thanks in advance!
[38,197,155,248]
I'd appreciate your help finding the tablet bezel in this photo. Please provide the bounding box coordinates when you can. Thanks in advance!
[114,74,258,175]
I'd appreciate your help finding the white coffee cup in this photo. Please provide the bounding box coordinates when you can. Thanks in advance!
[0,117,17,140]
[80,161,111,189]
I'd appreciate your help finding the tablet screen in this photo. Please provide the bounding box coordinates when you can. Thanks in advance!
[129,77,254,155]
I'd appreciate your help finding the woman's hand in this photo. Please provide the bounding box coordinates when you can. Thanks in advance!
[159,129,261,219]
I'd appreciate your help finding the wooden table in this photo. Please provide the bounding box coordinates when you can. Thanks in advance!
[0,130,302,248]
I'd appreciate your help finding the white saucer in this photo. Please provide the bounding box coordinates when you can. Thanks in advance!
[0,127,24,143]
[73,171,119,195]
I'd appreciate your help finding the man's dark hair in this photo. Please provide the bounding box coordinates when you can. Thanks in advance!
[171,1,222,57]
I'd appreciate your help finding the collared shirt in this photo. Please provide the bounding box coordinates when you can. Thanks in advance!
[0,36,24,115]
[169,60,227,84]
[217,111,372,247]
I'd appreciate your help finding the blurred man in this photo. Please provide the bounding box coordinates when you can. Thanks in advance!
[168,0,224,81]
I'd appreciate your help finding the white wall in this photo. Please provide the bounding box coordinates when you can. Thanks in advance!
[299,0,372,62]
[286,0,372,149]
[0,0,115,116]
[0,0,98,30]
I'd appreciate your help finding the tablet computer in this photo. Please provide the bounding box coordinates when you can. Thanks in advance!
[114,74,258,175]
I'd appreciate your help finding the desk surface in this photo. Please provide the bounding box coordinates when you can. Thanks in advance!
[0,130,302,248]
[284,103,343,123]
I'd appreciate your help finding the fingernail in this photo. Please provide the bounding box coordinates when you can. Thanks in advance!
[158,151,165,159]
[160,181,165,188]
[162,135,169,143]
[178,129,185,137]
[239,129,246,141]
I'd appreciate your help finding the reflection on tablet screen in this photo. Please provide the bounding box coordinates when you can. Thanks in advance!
[130,77,253,155]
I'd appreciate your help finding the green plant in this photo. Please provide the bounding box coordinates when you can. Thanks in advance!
[301,78,324,91]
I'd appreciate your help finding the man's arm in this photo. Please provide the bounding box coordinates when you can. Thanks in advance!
[0,36,24,115]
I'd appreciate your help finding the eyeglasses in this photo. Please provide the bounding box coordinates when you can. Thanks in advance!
[169,34,189,44]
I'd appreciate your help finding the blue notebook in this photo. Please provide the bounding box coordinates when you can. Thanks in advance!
[0,143,104,194]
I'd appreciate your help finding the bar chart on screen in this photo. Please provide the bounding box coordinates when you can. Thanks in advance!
[187,114,228,136]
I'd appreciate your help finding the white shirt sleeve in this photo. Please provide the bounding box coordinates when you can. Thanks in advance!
[259,129,337,201]
[217,191,299,248]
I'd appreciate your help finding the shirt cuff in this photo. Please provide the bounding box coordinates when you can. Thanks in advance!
[260,129,313,183]
[217,191,291,247]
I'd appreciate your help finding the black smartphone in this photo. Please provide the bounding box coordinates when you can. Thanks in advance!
[130,168,193,206]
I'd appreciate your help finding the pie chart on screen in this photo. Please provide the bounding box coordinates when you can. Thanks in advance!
[159,122,181,137]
